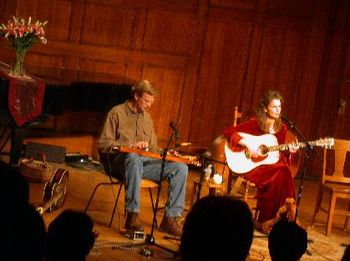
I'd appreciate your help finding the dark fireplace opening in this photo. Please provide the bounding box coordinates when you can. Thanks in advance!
[28,81,132,136]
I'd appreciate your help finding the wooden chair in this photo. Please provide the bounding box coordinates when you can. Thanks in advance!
[190,107,241,207]
[224,107,256,203]
[84,152,160,228]
[311,138,350,235]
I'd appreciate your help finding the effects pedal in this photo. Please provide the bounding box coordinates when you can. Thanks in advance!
[125,229,145,241]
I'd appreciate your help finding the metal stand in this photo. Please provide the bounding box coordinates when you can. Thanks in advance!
[122,125,179,257]
[282,117,316,221]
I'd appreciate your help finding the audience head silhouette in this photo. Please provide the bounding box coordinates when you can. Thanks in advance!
[0,161,45,260]
[0,202,46,260]
[180,196,254,261]
[342,244,350,261]
[46,209,97,261]
[268,219,307,261]
[0,160,29,210]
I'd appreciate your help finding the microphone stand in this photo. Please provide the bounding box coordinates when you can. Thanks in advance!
[283,118,313,221]
[195,156,207,203]
[131,127,178,257]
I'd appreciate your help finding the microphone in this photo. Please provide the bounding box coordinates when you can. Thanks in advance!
[170,121,180,140]
[281,114,294,128]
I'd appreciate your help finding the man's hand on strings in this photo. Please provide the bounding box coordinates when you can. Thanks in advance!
[130,141,149,150]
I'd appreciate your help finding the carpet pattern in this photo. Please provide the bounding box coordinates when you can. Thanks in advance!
[248,227,346,260]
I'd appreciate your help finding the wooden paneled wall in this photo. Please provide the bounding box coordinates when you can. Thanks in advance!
[0,0,349,176]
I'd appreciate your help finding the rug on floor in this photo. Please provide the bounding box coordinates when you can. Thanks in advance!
[248,227,347,260]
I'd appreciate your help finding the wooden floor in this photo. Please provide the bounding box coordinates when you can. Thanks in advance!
[26,162,350,261]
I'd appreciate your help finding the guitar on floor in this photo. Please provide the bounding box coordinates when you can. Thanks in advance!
[36,168,69,215]
[224,133,334,174]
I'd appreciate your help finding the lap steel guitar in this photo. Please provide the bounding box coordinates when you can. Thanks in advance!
[113,145,201,167]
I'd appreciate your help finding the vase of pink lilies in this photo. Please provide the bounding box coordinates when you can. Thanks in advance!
[0,16,48,75]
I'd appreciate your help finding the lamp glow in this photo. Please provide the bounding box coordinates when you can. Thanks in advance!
[213,173,223,184]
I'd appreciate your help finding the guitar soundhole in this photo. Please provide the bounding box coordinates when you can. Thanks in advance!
[244,149,251,159]
[258,145,269,156]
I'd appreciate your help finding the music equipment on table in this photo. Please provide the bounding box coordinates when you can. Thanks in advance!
[225,133,334,174]
[112,146,201,166]
[36,168,69,215]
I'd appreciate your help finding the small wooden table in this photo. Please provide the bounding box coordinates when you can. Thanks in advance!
[0,62,46,165]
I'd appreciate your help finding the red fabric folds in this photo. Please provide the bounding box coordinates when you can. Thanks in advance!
[0,63,45,127]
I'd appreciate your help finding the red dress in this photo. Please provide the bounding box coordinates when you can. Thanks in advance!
[223,118,296,232]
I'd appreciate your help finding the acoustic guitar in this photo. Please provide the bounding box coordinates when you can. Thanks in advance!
[36,168,69,215]
[225,133,334,174]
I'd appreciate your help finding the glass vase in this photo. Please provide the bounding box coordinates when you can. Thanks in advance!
[10,48,27,76]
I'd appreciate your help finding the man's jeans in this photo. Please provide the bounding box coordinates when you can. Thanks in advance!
[111,153,188,217]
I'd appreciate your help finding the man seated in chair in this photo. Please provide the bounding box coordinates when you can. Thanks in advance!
[98,80,188,237]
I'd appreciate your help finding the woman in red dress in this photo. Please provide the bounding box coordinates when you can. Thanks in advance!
[223,90,297,234]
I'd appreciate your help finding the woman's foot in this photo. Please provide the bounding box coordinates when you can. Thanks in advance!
[255,219,277,234]
[285,199,297,222]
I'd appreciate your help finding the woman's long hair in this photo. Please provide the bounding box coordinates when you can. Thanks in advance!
[256,90,283,133]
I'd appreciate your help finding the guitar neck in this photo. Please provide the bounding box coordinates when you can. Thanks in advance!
[268,142,303,152]
[269,139,332,152]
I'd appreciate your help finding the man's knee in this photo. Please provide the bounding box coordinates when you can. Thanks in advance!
[179,163,189,176]
[125,153,141,163]
[175,163,188,179]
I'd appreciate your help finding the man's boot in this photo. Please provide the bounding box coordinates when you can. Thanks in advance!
[159,216,182,237]
[125,212,144,231]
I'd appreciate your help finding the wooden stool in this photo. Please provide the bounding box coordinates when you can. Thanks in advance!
[190,177,225,207]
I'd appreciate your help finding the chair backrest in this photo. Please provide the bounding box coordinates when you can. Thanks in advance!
[98,152,124,181]
[233,106,242,127]
[202,107,242,194]
[206,107,242,167]
[322,138,350,184]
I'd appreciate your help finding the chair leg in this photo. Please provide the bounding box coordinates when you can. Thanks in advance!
[148,187,159,227]
[108,182,124,227]
[244,181,250,202]
[84,182,114,213]
[326,193,336,235]
[251,206,260,221]
[231,176,244,197]
[344,202,350,231]
[190,181,199,207]
[311,186,323,226]
[226,171,233,195]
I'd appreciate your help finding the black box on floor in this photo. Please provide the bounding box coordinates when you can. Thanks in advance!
[64,154,89,162]
[25,142,67,163]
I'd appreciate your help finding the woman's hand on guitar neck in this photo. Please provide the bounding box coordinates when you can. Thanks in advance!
[288,141,299,154]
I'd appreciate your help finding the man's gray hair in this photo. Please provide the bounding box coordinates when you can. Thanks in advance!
[131,80,158,98]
